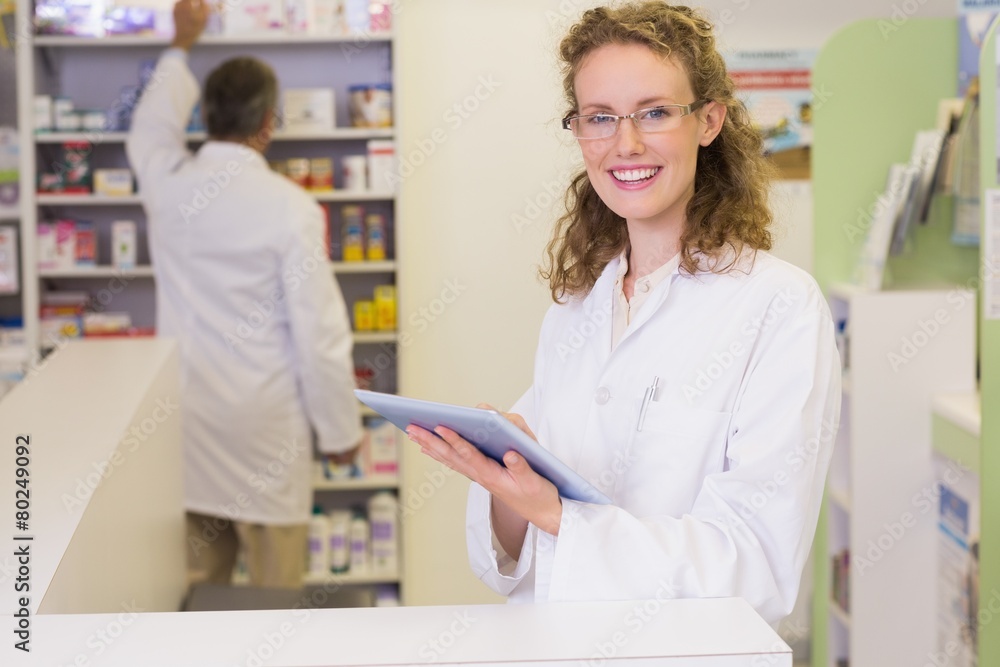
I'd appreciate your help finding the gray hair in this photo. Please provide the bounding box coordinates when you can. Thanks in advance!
[203,57,278,141]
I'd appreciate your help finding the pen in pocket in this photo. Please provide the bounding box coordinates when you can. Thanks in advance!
[636,376,660,432]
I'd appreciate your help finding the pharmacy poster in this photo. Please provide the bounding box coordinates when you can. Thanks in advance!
[936,456,980,667]
[960,0,1000,96]
[727,49,816,180]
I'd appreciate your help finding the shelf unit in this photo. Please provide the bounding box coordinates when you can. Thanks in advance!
[810,19,982,667]
[32,32,393,47]
[33,128,394,143]
[14,4,404,601]
[822,285,976,667]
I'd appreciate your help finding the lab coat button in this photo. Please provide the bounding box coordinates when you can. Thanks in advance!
[594,386,611,405]
[637,280,650,293]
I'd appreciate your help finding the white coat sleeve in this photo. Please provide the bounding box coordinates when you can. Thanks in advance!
[125,51,198,194]
[541,287,840,624]
[283,204,363,455]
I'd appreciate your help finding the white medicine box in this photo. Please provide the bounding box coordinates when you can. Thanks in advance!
[282,89,335,134]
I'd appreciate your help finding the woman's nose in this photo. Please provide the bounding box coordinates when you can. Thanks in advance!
[615,118,645,156]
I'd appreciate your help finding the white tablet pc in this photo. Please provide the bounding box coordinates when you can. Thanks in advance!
[355,390,612,505]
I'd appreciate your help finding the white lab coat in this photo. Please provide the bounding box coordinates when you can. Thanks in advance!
[467,249,840,624]
[126,53,361,525]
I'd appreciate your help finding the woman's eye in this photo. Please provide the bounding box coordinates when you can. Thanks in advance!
[644,107,673,120]
[587,115,616,125]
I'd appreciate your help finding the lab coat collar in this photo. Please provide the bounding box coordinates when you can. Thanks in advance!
[196,141,269,171]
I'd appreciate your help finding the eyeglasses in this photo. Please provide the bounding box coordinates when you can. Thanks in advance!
[562,100,710,140]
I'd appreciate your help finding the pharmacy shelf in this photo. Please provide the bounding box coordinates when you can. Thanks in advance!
[36,193,142,206]
[828,600,851,630]
[313,476,400,492]
[353,331,397,344]
[39,265,154,278]
[33,32,394,47]
[332,261,396,274]
[33,128,394,143]
[313,191,395,202]
[301,570,400,586]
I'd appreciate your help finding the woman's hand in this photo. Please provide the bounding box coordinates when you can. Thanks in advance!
[405,407,562,535]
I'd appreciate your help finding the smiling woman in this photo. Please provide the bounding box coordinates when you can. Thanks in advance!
[546,3,775,297]
[405,1,840,625]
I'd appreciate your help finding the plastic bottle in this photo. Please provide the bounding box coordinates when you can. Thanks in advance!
[307,505,330,576]
[367,491,399,574]
[349,511,370,572]
[328,509,352,573]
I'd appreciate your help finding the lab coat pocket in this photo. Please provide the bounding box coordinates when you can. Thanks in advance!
[617,399,732,514]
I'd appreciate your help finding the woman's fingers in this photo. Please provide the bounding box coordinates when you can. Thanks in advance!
[406,424,496,482]
[474,403,539,442]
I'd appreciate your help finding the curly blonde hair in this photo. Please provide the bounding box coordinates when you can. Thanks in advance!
[542,2,774,301]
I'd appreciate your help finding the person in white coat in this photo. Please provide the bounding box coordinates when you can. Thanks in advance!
[406,2,840,624]
[126,0,362,589]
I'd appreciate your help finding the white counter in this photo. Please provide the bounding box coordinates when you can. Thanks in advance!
[28,597,789,666]
[0,339,186,616]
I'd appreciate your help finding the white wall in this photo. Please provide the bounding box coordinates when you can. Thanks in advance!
[396,0,957,609]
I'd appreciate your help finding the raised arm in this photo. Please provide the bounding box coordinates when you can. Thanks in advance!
[125,0,207,190]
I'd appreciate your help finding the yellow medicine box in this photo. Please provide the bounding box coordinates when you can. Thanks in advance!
[374,285,396,331]
[354,300,374,331]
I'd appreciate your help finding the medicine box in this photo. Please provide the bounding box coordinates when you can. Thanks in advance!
[282,89,335,133]
[0,227,19,294]
[75,221,96,266]
[111,220,137,270]
[374,285,396,331]
[362,418,398,476]
[223,0,285,34]
[37,224,57,270]
[54,220,76,271]
[94,169,134,197]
